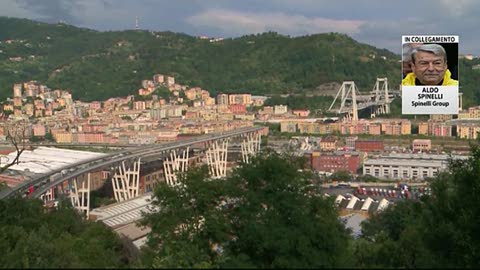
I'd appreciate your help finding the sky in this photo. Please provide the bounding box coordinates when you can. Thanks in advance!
[1,0,479,54]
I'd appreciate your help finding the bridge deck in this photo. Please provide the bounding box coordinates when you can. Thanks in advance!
[0,126,265,200]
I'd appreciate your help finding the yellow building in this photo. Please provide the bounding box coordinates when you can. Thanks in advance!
[313,123,328,134]
[458,110,470,119]
[469,106,480,119]
[297,122,314,134]
[204,97,216,106]
[54,131,73,143]
[280,121,297,133]
[3,104,13,112]
[418,122,429,135]
[217,112,234,121]
[368,124,381,135]
[234,114,255,121]
[384,124,402,135]
[457,123,480,139]
[319,137,337,151]
[458,106,480,119]
[401,121,411,135]
[328,123,341,133]
[184,88,197,100]
[228,94,252,106]
[430,114,453,122]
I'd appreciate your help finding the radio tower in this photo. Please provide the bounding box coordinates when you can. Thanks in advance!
[135,16,139,30]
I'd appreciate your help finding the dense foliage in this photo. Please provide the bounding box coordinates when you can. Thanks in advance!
[264,94,333,112]
[2,143,480,268]
[0,198,129,268]
[356,144,480,268]
[0,17,401,104]
[140,151,353,268]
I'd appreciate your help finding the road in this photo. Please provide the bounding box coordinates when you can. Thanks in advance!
[0,126,264,200]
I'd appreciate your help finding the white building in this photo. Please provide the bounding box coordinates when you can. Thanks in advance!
[274,105,288,115]
[3,147,106,174]
[363,153,468,181]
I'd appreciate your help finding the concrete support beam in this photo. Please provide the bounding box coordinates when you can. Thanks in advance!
[163,147,190,186]
[112,158,141,202]
[241,133,261,164]
[69,173,91,218]
[206,140,229,178]
[40,187,55,204]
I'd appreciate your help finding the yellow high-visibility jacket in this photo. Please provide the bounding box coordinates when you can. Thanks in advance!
[402,69,458,86]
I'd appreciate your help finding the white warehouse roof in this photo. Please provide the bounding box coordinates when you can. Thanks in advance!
[90,193,154,228]
[3,146,106,174]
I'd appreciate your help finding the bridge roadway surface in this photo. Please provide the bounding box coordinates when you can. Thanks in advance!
[0,126,264,200]
[329,99,393,114]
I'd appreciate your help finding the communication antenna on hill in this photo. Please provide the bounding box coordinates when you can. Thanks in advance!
[135,16,139,30]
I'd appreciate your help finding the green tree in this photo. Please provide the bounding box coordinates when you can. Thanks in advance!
[329,170,354,182]
[356,174,380,183]
[356,144,480,268]
[0,198,130,268]
[44,132,54,142]
[0,182,7,191]
[140,151,353,268]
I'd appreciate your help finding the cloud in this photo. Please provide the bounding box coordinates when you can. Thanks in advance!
[1,0,479,54]
[187,9,365,37]
[14,0,83,24]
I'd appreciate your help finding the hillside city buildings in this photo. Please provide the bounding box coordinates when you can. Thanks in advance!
[0,71,478,188]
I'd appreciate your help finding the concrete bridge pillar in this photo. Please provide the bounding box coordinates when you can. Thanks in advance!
[111,158,141,202]
[206,139,229,178]
[241,132,261,164]
[40,187,55,205]
[163,147,190,186]
[69,173,91,218]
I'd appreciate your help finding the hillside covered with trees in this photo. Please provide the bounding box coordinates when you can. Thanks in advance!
[0,17,403,103]
[3,17,479,108]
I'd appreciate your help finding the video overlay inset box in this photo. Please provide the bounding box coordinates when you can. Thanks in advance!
[401,35,459,115]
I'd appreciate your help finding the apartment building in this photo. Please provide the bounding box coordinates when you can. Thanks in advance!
[412,139,432,152]
[307,151,361,175]
[216,94,229,105]
[457,123,480,139]
[355,140,384,152]
[319,137,337,151]
[228,94,252,106]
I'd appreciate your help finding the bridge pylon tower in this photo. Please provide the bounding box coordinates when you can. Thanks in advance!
[328,81,359,122]
[371,77,390,116]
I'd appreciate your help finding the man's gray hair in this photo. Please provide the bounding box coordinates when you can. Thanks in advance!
[411,44,447,63]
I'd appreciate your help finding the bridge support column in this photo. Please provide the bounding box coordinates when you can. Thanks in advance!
[40,187,55,205]
[69,173,90,218]
[112,158,141,202]
[206,140,229,178]
[163,147,189,186]
[241,133,261,163]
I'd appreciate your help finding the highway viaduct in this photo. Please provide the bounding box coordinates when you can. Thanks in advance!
[0,126,266,214]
